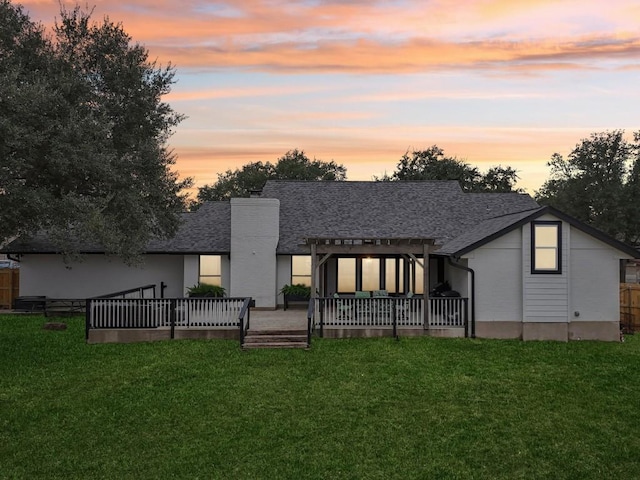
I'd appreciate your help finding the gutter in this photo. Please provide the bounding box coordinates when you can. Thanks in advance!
[447,256,475,339]
[7,254,21,263]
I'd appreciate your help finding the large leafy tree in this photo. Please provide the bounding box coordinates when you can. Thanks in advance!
[536,130,639,244]
[379,146,520,192]
[0,2,191,261]
[197,149,346,203]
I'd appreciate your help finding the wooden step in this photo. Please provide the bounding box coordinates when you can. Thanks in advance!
[247,329,307,336]
[243,341,309,349]
[242,329,309,349]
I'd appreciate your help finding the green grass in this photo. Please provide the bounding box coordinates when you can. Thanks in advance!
[1,315,640,479]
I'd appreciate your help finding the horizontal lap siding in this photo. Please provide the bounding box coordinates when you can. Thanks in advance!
[523,218,569,323]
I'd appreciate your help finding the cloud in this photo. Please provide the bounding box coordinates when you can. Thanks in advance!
[166,85,330,102]
[21,0,640,76]
[148,36,640,75]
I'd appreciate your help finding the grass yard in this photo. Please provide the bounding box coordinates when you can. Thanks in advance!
[1,315,640,479]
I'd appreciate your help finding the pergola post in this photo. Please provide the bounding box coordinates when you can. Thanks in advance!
[310,243,317,298]
[423,243,430,331]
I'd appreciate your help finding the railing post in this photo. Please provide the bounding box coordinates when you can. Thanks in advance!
[170,299,176,339]
[464,298,469,338]
[319,298,324,338]
[85,298,91,341]
[306,297,315,348]
[393,301,398,339]
[239,313,244,345]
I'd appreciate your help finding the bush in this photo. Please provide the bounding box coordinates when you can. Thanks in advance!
[187,283,226,297]
[280,284,311,298]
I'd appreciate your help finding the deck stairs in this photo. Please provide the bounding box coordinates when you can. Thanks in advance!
[242,329,309,349]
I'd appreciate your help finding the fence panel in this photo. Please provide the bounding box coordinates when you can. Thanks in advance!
[621,283,640,333]
[0,269,19,309]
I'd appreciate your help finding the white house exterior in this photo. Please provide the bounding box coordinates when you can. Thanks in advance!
[4,180,637,341]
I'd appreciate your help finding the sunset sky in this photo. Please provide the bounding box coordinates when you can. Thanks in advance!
[19,0,640,195]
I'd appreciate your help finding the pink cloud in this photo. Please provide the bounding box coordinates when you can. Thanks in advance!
[16,0,640,77]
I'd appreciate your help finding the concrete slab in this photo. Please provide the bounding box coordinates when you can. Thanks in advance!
[248,308,308,331]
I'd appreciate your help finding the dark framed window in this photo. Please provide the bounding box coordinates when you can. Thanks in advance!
[531,221,562,274]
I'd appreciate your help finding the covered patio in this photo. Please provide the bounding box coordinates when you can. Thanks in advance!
[305,237,470,337]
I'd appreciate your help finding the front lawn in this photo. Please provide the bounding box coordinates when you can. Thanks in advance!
[1,315,639,479]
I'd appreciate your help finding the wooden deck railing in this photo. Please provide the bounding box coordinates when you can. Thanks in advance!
[430,297,468,328]
[86,297,252,341]
[95,284,157,299]
[316,296,468,335]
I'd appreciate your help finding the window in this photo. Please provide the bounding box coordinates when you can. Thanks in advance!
[385,258,403,294]
[291,256,312,286]
[531,221,561,274]
[409,260,424,295]
[199,255,222,286]
[337,258,356,292]
[361,258,380,291]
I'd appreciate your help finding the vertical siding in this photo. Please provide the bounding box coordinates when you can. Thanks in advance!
[522,217,569,323]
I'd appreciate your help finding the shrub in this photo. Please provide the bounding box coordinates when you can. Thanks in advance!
[187,283,226,297]
[280,284,311,298]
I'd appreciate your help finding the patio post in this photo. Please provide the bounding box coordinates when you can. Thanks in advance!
[423,244,430,331]
[310,243,317,300]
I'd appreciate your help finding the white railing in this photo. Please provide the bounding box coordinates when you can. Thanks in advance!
[429,297,468,328]
[316,296,467,333]
[96,284,157,300]
[87,298,248,331]
[174,298,244,327]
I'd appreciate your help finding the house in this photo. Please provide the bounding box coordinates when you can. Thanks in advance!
[3,180,638,341]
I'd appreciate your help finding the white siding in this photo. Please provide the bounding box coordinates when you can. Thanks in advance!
[465,228,522,321]
[569,227,622,322]
[183,255,199,295]
[276,255,291,305]
[445,259,469,298]
[20,254,185,298]
[523,215,569,323]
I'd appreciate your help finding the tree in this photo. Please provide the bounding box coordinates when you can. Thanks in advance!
[379,146,520,192]
[536,130,639,244]
[0,2,191,262]
[197,149,346,203]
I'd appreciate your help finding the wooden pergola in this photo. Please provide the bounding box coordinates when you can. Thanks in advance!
[304,237,435,329]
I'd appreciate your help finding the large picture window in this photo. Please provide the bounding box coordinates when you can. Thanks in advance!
[291,256,312,286]
[200,255,222,285]
[531,221,561,274]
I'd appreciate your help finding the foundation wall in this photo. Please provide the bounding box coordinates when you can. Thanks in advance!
[568,321,620,342]
[88,328,239,344]
[475,321,523,339]
[522,322,569,342]
[321,328,427,339]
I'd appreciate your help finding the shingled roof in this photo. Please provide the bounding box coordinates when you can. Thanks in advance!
[3,201,231,254]
[10,181,632,258]
[259,180,540,254]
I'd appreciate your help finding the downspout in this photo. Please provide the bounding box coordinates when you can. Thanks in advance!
[447,256,476,339]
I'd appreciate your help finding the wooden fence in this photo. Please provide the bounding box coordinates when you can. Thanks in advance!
[0,269,19,309]
[621,283,640,333]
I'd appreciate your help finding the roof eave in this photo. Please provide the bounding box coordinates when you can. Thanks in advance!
[450,205,640,259]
